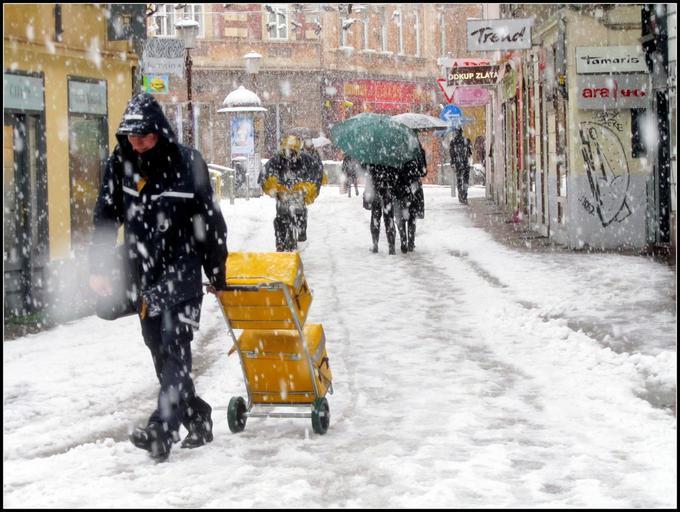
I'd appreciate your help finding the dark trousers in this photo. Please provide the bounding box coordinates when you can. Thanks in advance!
[456,166,470,202]
[295,206,308,237]
[395,201,416,250]
[370,193,395,249]
[274,198,306,251]
[140,297,211,444]
[346,174,359,196]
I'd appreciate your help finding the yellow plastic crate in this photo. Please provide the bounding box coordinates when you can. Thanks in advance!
[237,324,332,404]
[220,252,312,330]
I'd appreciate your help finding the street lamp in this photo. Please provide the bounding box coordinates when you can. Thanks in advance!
[243,51,262,93]
[244,51,262,75]
[175,17,199,147]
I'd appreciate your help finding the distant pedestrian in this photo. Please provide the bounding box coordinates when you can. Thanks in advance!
[261,134,320,250]
[89,92,228,462]
[394,144,427,253]
[449,127,472,204]
[364,163,397,254]
[474,135,486,167]
[342,155,360,197]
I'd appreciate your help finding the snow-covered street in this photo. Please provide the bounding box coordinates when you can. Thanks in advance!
[3,185,677,508]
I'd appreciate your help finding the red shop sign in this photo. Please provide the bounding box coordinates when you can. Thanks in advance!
[344,80,419,104]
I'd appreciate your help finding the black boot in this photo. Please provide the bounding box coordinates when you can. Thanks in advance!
[371,233,379,253]
[130,424,171,462]
[388,244,396,255]
[408,223,416,251]
[181,412,214,449]
[400,240,408,253]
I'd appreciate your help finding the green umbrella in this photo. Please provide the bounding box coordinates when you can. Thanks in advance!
[331,112,421,168]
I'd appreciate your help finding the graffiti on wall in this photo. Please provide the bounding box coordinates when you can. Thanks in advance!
[578,121,632,227]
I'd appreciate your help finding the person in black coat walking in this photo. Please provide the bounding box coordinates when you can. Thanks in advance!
[364,163,397,254]
[394,144,427,253]
[89,92,228,462]
[449,127,472,204]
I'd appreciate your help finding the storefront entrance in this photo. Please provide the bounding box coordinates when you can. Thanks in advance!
[3,112,48,317]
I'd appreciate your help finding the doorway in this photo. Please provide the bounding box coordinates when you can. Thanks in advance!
[3,113,48,317]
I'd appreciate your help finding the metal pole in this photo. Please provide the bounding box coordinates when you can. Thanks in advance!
[227,170,235,205]
[186,49,194,148]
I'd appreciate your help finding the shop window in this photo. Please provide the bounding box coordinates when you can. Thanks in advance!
[67,78,108,251]
[631,108,647,158]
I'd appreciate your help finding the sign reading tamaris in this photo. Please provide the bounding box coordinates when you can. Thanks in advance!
[446,65,499,86]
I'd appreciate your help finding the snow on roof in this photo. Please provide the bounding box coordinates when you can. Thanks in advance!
[218,86,267,112]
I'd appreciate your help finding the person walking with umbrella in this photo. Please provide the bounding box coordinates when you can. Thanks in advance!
[394,143,427,253]
[365,163,398,254]
[330,112,423,254]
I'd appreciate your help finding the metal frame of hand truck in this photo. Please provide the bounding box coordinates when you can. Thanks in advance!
[217,278,333,433]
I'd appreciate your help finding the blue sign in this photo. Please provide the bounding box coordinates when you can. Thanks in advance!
[440,104,462,123]
[439,104,473,131]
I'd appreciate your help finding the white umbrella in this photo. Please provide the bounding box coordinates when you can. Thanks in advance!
[311,135,332,148]
[391,113,450,131]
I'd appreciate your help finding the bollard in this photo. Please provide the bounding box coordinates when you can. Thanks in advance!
[226,170,235,205]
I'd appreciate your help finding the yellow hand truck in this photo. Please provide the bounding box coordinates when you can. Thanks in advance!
[216,252,333,434]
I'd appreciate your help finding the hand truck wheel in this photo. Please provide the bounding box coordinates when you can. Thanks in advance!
[311,397,330,435]
[227,396,247,433]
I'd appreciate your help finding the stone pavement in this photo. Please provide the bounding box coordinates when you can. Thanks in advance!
[465,196,566,255]
[465,195,677,272]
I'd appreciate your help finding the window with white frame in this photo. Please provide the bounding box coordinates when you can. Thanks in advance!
[152,4,175,37]
[362,14,369,49]
[267,4,288,40]
[414,10,421,57]
[184,4,205,38]
[381,8,388,51]
[339,17,348,47]
[396,9,403,54]
[439,11,446,55]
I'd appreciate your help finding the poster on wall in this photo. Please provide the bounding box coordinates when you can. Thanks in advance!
[231,114,254,156]
[143,74,169,94]
[577,120,632,227]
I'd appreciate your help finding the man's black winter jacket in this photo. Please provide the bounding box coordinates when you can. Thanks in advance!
[90,93,228,314]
